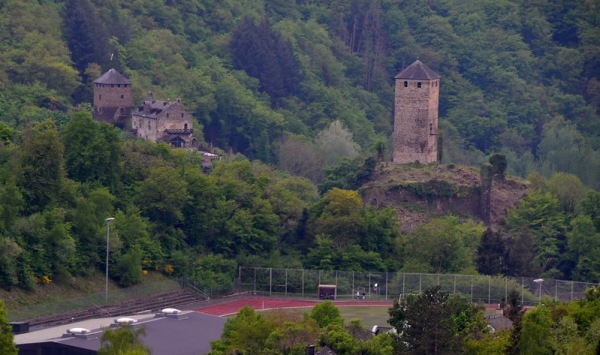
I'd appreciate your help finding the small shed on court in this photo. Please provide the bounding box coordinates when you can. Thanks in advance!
[318,284,337,300]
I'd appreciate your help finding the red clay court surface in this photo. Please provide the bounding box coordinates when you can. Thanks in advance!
[196,297,393,316]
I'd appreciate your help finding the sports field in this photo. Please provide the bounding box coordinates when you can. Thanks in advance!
[196,297,392,328]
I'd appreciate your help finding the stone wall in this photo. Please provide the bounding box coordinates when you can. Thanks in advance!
[93,83,132,123]
[393,79,439,164]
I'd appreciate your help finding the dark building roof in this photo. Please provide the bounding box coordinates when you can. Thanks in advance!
[133,93,182,119]
[317,345,337,355]
[394,60,440,80]
[18,312,226,355]
[485,314,513,332]
[93,68,131,85]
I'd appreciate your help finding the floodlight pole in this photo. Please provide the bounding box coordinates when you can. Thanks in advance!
[105,217,115,302]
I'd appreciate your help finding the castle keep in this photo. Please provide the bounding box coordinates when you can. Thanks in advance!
[92,69,133,125]
[393,60,440,164]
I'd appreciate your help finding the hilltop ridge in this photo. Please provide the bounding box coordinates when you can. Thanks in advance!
[361,163,529,232]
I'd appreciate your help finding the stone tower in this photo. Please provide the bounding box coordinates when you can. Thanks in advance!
[92,68,133,125]
[393,60,440,164]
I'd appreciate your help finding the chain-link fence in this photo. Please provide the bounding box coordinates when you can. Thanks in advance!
[237,267,597,307]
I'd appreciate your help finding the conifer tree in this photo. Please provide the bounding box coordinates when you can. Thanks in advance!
[0,300,17,355]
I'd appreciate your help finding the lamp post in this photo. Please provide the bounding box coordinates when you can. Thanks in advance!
[105,217,115,302]
[534,278,544,305]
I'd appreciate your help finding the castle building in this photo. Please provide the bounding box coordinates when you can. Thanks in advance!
[393,60,440,164]
[92,68,133,125]
[131,92,196,148]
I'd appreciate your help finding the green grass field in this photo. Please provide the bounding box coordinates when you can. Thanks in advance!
[338,306,390,328]
[260,305,391,329]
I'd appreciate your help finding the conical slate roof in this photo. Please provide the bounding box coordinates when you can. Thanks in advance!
[93,68,130,85]
[394,60,440,80]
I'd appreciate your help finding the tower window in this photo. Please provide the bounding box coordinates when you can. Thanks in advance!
[121,94,124,99]
[403,81,408,87]
[184,123,188,130]
[167,113,170,118]
[417,82,422,88]
[181,113,184,118]
[99,94,102,100]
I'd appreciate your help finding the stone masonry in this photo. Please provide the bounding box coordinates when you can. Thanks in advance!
[92,68,133,125]
[393,60,440,164]
[132,92,195,148]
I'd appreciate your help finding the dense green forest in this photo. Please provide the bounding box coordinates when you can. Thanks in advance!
[0,0,600,292]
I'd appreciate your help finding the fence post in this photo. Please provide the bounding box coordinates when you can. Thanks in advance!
[453,275,456,294]
[302,269,305,297]
[521,278,524,306]
[254,268,257,295]
[470,275,473,303]
[571,281,574,301]
[269,268,272,297]
[352,271,355,301]
[368,274,371,299]
[488,275,491,305]
[402,273,405,295]
[385,272,388,301]
[285,269,288,297]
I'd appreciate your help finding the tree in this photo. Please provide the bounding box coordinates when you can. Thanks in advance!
[388,286,485,354]
[0,300,17,355]
[403,217,484,273]
[315,120,361,168]
[476,228,506,275]
[98,326,150,355]
[567,215,600,282]
[489,153,507,179]
[63,0,110,72]
[505,191,566,275]
[230,17,300,105]
[18,120,65,213]
[134,165,190,226]
[62,112,123,190]
[315,188,366,250]
[546,172,587,213]
[310,301,343,329]
[210,306,275,355]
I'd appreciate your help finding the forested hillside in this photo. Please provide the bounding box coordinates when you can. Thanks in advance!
[0,0,599,293]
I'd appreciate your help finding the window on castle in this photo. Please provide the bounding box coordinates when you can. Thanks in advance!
[404,81,408,87]
[184,123,188,130]
[181,113,184,118]
[99,94,102,100]
[430,123,433,134]
[148,122,151,130]
[417,82,422,88]
[121,94,124,99]
[167,113,170,118]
